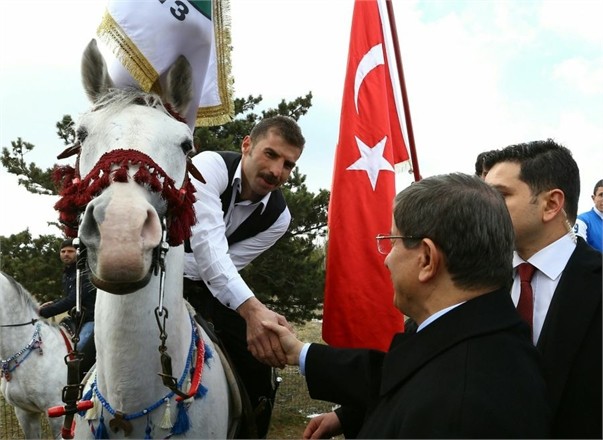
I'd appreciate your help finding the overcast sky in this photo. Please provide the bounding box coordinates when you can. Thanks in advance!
[1,0,602,238]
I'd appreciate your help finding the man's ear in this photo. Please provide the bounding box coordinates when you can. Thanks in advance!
[241,135,252,155]
[418,238,439,283]
[542,189,565,223]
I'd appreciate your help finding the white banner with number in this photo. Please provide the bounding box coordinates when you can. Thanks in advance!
[97,0,233,128]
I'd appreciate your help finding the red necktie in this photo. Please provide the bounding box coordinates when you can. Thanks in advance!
[517,263,536,329]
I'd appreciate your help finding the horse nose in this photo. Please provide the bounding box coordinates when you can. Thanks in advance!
[79,198,103,251]
[83,203,162,248]
[141,207,163,249]
[79,183,163,284]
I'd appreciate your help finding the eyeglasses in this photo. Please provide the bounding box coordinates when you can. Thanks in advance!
[375,234,423,255]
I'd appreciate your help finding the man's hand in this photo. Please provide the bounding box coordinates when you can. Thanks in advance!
[303,411,343,439]
[38,301,53,313]
[261,320,305,365]
[237,297,293,368]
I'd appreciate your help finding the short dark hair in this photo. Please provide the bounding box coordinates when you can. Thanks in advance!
[250,115,305,150]
[486,139,580,222]
[60,238,74,249]
[393,173,514,291]
[474,149,496,176]
[593,179,603,196]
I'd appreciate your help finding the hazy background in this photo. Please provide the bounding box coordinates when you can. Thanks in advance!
[1,0,601,237]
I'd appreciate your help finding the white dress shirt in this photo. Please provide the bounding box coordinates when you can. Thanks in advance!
[512,233,576,344]
[183,151,290,310]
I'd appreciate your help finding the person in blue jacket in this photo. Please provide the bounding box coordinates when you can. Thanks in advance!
[574,179,603,252]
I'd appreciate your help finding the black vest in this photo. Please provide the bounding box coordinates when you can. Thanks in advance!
[185,151,287,252]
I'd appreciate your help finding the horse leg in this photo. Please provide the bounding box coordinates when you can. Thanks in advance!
[46,413,65,440]
[13,407,42,439]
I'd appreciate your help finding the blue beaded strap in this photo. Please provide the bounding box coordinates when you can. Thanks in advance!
[0,323,43,377]
[92,316,198,421]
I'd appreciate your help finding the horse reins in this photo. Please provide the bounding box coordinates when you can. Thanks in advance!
[0,318,39,328]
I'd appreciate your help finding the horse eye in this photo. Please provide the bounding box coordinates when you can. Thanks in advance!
[133,96,147,106]
[180,139,193,155]
[77,127,88,143]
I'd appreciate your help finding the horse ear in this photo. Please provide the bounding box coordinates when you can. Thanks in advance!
[81,39,114,103]
[163,55,194,119]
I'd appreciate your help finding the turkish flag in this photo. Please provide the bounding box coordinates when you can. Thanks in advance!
[323,0,410,351]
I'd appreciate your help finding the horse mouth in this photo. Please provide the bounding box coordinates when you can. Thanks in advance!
[91,270,153,294]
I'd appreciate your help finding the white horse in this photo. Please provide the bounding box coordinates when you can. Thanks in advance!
[55,40,238,439]
[0,271,68,439]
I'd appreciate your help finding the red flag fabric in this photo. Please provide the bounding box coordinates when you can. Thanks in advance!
[323,0,410,351]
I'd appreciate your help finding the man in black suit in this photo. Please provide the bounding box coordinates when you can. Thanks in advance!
[265,173,551,438]
[485,139,602,439]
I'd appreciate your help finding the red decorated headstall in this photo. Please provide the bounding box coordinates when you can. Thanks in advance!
[52,149,196,247]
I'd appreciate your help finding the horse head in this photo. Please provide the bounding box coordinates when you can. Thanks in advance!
[55,39,197,294]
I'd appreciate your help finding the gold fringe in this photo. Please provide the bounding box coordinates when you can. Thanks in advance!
[96,1,234,128]
[96,9,159,92]
[196,0,235,127]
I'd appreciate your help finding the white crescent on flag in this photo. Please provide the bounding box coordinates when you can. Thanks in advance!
[350,42,393,190]
[354,43,384,114]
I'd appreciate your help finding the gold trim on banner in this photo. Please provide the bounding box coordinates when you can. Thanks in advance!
[96,10,158,92]
[196,0,234,127]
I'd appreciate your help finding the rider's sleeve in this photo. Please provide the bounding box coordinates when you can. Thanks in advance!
[183,151,254,311]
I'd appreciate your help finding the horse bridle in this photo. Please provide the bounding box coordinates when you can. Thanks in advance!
[53,143,206,404]
[1,322,43,382]
[0,318,39,328]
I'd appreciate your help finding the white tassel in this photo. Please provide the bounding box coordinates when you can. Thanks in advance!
[160,398,173,429]
[192,346,198,368]
[85,394,99,421]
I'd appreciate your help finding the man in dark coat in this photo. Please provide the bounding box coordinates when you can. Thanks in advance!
[485,139,602,438]
[265,173,551,438]
[39,239,97,350]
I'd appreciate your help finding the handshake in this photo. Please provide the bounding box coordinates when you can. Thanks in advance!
[260,320,305,367]
[260,320,344,440]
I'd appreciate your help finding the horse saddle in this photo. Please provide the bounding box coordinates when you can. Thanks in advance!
[59,317,77,338]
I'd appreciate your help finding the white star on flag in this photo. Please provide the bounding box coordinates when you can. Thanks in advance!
[347,135,394,190]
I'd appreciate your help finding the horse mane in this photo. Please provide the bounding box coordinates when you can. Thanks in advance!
[1,271,40,312]
[90,87,169,117]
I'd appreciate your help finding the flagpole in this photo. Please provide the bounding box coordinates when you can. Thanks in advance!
[385,0,421,182]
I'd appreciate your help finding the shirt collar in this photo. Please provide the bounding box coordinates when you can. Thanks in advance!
[232,161,271,214]
[513,233,576,281]
[417,302,466,332]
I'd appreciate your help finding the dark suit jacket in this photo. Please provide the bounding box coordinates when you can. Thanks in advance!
[306,288,550,438]
[38,264,96,323]
[537,238,602,438]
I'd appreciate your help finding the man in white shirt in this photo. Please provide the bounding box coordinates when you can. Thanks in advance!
[183,115,305,438]
[485,139,602,438]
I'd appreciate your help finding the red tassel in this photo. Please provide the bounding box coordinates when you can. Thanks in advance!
[113,167,128,182]
[53,149,197,244]
[134,167,151,185]
[149,174,162,192]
